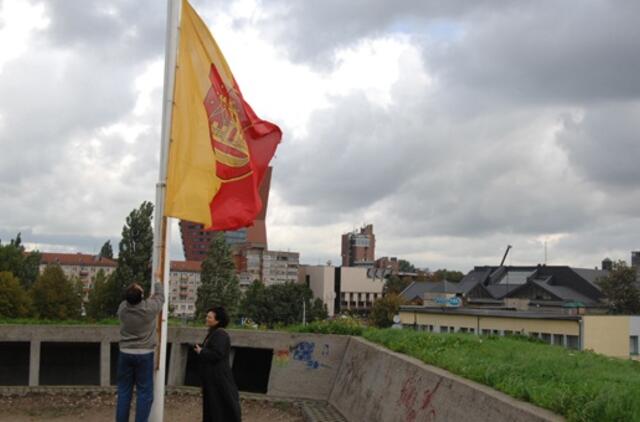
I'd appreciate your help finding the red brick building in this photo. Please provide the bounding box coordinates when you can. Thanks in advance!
[341,224,375,267]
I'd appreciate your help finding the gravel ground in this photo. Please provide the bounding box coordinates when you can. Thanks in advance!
[0,392,305,422]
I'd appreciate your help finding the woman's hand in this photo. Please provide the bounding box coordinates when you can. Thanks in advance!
[194,344,202,354]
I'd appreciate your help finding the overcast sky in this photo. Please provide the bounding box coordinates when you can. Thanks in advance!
[1,0,639,272]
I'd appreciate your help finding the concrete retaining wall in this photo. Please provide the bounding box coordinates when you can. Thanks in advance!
[0,326,562,421]
[329,337,561,422]
[0,326,348,401]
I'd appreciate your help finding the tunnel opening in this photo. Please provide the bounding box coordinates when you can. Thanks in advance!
[184,346,273,393]
[0,342,30,385]
[40,342,100,385]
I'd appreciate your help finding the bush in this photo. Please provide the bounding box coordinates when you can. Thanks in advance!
[289,316,364,336]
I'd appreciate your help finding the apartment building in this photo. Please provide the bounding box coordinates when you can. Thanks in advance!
[168,260,201,317]
[39,252,117,299]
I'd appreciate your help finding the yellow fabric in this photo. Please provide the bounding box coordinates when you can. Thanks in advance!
[164,0,236,227]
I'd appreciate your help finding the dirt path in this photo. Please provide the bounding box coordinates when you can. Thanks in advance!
[0,393,304,421]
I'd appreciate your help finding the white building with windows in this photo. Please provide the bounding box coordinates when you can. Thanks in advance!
[298,265,384,316]
[168,260,201,317]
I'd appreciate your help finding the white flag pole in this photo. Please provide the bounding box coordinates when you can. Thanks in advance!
[149,0,181,421]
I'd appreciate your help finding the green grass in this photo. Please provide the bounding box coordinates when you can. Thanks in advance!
[361,329,640,422]
[288,318,364,336]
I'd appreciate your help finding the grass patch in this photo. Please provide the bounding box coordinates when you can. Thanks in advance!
[288,317,365,336]
[362,329,640,422]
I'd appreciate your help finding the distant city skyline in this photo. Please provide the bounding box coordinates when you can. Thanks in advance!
[1,0,639,272]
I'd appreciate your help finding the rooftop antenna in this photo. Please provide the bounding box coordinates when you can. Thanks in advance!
[500,245,512,267]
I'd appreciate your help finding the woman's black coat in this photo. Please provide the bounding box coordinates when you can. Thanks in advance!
[198,327,241,422]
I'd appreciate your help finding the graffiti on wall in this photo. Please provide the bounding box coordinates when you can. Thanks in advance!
[396,375,443,422]
[274,349,290,367]
[274,341,331,369]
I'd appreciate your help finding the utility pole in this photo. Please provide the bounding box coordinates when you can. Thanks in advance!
[302,299,306,326]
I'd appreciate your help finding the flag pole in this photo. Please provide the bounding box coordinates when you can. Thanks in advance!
[149,0,181,421]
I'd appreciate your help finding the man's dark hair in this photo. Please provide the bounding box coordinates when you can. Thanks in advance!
[125,284,143,305]
[208,306,229,328]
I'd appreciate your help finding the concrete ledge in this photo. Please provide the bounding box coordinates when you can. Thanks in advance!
[329,337,563,422]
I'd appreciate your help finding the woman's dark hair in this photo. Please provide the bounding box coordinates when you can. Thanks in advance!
[125,284,143,305]
[207,306,229,328]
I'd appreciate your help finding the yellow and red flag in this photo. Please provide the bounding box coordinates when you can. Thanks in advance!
[164,0,281,230]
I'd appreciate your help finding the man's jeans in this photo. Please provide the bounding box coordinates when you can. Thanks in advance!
[116,351,154,422]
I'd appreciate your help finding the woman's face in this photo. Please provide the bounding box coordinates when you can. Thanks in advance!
[206,311,218,328]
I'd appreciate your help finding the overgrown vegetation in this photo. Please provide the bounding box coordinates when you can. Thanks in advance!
[362,329,640,422]
[288,316,364,336]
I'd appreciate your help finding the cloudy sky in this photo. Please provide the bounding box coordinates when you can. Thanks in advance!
[1,0,639,272]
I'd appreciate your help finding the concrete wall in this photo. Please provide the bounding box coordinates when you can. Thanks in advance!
[329,337,561,422]
[171,328,349,400]
[0,326,349,401]
[582,315,629,358]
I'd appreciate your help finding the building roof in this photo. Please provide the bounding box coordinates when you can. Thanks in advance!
[457,265,605,306]
[400,281,463,301]
[170,260,202,272]
[40,252,116,267]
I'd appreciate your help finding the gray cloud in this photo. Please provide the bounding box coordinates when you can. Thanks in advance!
[2,0,640,272]
[556,103,640,189]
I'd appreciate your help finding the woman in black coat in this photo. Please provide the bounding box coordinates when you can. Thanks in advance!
[194,306,241,422]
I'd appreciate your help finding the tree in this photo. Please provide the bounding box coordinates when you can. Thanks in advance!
[240,280,268,323]
[240,281,327,327]
[0,233,41,288]
[597,261,640,314]
[99,240,114,259]
[428,269,465,283]
[85,269,111,320]
[0,271,32,318]
[369,294,405,328]
[196,233,241,319]
[103,202,155,316]
[384,275,411,295]
[398,259,416,273]
[31,265,82,319]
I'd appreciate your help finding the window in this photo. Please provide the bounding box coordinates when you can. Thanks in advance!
[630,336,639,356]
[541,333,552,344]
[481,329,491,336]
[459,327,468,333]
[566,335,579,349]
[553,335,564,346]
[440,326,449,334]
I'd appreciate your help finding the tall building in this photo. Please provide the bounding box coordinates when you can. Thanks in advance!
[341,224,375,267]
[236,247,299,288]
[179,167,271,260]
